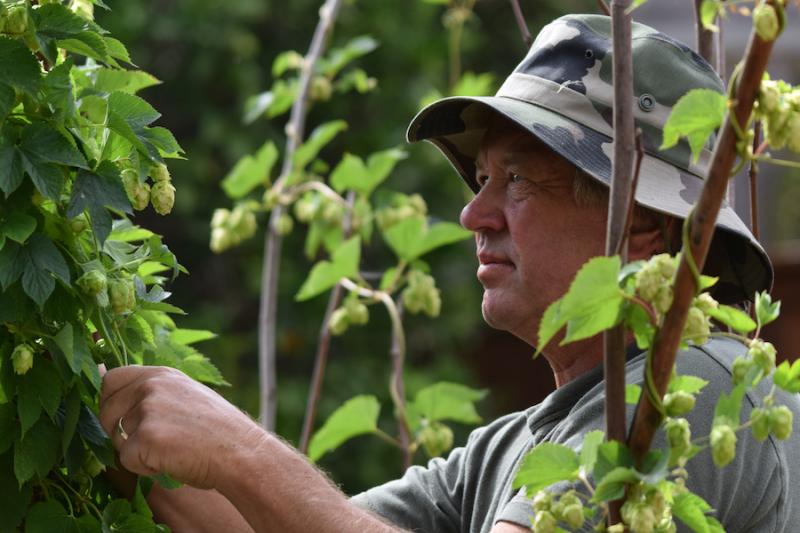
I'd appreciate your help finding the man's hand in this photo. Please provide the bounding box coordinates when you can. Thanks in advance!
[98,365,263,489]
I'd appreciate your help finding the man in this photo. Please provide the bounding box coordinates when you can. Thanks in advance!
[99,14,800,532]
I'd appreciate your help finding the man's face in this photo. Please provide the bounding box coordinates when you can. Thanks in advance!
[459,119,608,349]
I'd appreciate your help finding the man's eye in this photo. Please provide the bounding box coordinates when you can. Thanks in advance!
[510,173,526,184]
[476,175,489,187]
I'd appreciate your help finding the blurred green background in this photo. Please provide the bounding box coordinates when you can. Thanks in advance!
[95,0,800,495]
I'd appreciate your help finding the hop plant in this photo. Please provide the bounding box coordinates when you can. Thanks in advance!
[77,270,108,297]
[664,391,696,417]
[150,163,171,182]
[769,405,793,440]
[748,339,777,375]
[109,278,136,315]
[752,3,780,41]
[151,180,176,215]
[634,254,677,317]
[418,422,453,457]
[328,307,350,336]
[710,424,737,467]
[532,510,557,533]
[751,407,771,441]
[12,344,35,375]
[402,270,441,317]
[344,298,369,326]
[682,306,711,345]
[122,169,151,211]
[666,418,691,464]
[276,213,294,236]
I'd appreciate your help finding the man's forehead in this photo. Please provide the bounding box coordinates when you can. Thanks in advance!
[475,118,553,167]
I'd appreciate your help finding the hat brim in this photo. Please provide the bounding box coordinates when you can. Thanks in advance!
[407,95,773,302]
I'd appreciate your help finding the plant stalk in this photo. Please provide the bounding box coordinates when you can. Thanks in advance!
[257,0,345,430]
[605,0,635,525]
[508,0,532,48]
[627,3,779,463]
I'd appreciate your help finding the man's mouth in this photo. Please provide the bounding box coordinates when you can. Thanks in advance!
[477,252,515,283]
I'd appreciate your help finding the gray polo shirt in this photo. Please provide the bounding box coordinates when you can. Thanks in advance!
[351,337,800,532]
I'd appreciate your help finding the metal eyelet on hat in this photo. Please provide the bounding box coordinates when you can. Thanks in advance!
[585,49,594,59]
[638,93,656,111]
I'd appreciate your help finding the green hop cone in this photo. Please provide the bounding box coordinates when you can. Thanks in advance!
[419,422,454,457]
[732,356,754,385]
[532,510,557,533]
[11,344,34,375]
[229,206,257,241]
[666,418,691,463]
[293,195,318,223]
[694,292,718,314]
[751,407,771,441]
[109,278,135,315]
[753,3,780,41]
[748,339,777,375]
[769,405,793,440]
[606,525,626,533]
[262,188,280,210]
[150,163,171,182]
[210,227,233,253]
[122,170,151,211]
[683,306,710,345]
[408,193,428,216]
[77,270,107,297]
[211,208,231,229]
[710,424,737,467]
[654,519,677,533]
[5,5,28,34]
[532,491,552,512]
[321,201,344,225]
[560,503,584,529]
[758,79,782,114]
[664,391,696,417]
[786,113,800,154]
[151,180,176,215]
[71,0,94,20]
[276,213,294,236]
[328,308,350,336]
[309,76,333,101]
[69,213,89,234]
[345,299,369,326]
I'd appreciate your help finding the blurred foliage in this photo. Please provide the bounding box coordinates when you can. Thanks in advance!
[94,0,571,494]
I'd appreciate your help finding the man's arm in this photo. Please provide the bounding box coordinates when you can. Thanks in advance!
[98,365,404,532]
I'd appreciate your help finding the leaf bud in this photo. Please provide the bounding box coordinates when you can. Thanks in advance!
[769,405,793,440]
[753,3,780,41]
[77,270,108,297]
[532,510,557,533]
[664,391,696,417]
[419,422,454,457]
[328,308,350,336]
[710,424,737,467]
[151,180,176,215]
[11,344,34,375]
[150,163,171,182]
[750,407,770,441]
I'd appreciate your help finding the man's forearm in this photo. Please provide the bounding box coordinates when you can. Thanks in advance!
[214,429,402,533]
[148,485,254,533]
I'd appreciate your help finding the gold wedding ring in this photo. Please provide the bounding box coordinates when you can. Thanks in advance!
[117,416,129,441]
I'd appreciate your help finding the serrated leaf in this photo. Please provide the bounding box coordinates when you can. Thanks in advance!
[308,395,380,462]
[295,236,360,301]
[104,37,132,64]
[578,430,604,473]
[14,417,61,484]
[707,304,757,334]
[0,211,36,243]
[774,360,800,393]
[383,217,471,262]
[22,264,55,307]
[0,136,24,196]
[0,83,15,121]
[452,71,495,96]
[591,466,639,503]
[513,443,580,494]
[170,329,216,345]
[661,88,726,162]
[242,80,298,124]
[0,37,41,94]
[52,322,89,375]
[59,30,110,63]
[20,155,65,199]
[222,141,278,199]
[538,256,623,352]
[24,500,77,533]
[68,163,132,245]
[0,241,25,289]
[61,386,81,455]
[292,120,347,170]
[0,452,31,530]
[411,382,487,425]
[754,291,780,328]
[27,233,70,284]
[593,441,634,483]
[34,3,90,39]
[625,384,642,404]
[669,375,709,394]
[319,35,379,77]
[673,491,713,533]
[94,68,160,94]
[713,383,745,427]
[20,122,88,169]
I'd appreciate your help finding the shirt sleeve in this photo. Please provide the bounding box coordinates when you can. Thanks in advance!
[350,446,468,533]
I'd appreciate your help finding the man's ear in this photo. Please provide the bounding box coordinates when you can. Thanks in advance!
[628,214,676,261]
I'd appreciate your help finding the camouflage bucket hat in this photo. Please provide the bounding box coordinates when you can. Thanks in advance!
[407,14,772,303]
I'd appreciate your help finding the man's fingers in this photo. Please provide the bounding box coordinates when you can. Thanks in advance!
[118,432,159,478]
[100,365,150,406]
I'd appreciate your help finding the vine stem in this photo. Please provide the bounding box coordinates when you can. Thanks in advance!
[749,121,761,240]
[605,0,635,525]
[627,2,780,464]
[340,278,412,468]
[257,0,345,431]
[298,190,356,454]
[507,0,532,48]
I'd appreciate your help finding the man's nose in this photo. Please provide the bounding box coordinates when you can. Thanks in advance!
[459,184,505,233]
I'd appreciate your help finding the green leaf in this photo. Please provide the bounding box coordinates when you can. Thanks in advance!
[24,500,77,533]
[61,386,81,455]
[410,382,487,425]
[94,68,160,94]
[295,236,360,301]
[0,404,17,453]
[700,0,722,31]
[308,395,380,462]
[242,80,299,124]
[673,491,713,533]
[669,375,709,395]
[20,156,65,200]
[591,466,639,503]
[34,3,89,39]
[271,50,303,77]
[221,141,278,199]
[27,233,70,284]
[713,383,746,427]
[774,360,800,393]
[170,329,217,345]
[59,31,110,63]
[330,153,368,194]
[17,358,62,436]
[451,71,495,97]
[0,452,31,531]
[104,36,132,64]
[0,241,25,289]
[593,441,634,483]
[14,417,61,484]
[22,262,55,307]
[578,430,605,473]
[319,35,379,77]
[292,120,348,170]
[67,163,132,245]
[152,473,182,490]
[754,291,780,328]
[706,304,757,334]
[383,217,471,262]
[0,139,24,197]
[538,256,623,352]
[0,211,36,243]
[0,37,42,94]
[513,443,580,494]
[660,88,726,162]
[52,322,89,375]
[20,122,88,169]
[625,384,642,404]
